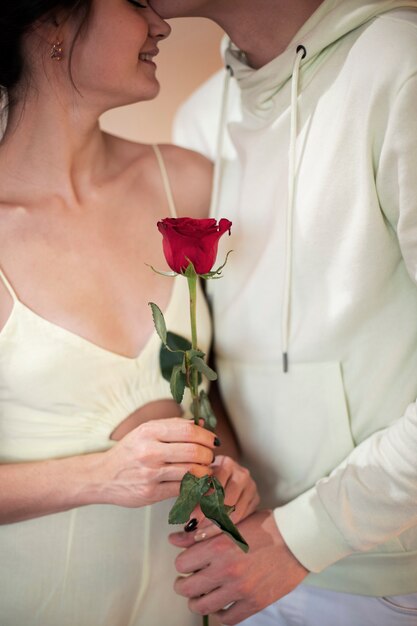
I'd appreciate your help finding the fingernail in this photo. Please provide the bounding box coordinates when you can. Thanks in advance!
[194,532,207,542]
[184,518,198,532]
[214,436,221,447]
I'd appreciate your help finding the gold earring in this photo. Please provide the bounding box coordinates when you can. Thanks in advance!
[50,39,64,61]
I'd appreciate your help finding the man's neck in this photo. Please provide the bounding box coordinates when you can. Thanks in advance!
[204,0,323,68]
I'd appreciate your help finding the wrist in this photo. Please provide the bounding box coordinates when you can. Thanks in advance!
[57,450,111,508]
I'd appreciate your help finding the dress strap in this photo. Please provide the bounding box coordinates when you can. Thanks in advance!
[0,267,18,302]
[152,144,178,218]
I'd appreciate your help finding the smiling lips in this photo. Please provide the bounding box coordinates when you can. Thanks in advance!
[139,49,158,62]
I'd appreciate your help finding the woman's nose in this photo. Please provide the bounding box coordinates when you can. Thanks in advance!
[148,9,171,41]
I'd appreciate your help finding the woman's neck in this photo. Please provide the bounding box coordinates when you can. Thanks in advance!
[0,89,108,207]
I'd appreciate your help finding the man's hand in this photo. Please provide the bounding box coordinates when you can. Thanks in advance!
[169,509,309,625]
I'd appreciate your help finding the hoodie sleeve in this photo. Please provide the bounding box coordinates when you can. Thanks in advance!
[274,74,417,574]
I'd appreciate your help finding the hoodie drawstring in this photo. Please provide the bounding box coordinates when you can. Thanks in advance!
[209,63,234,216]
[281,44,306,373]
[212,45,306,374]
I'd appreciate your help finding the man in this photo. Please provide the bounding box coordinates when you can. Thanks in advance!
[150,1,417,625]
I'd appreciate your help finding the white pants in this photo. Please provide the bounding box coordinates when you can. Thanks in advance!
[237,585,417,626]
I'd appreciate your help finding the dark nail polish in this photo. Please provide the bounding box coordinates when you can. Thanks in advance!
[214,436,221,447]
[184,518,198,532]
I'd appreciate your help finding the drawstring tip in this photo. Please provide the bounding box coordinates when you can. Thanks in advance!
[282,353,289,373]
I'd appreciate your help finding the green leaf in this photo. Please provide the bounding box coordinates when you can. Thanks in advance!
[160,332,190,382]
[191,356,218,382]
[170,364,186,404]
[168,472,211,524]
[149,302,167,345]
[146,264,178,278]
[197,390,217,432]
[160,333,203,387]
[200,477,249,553]
[200,250,233,280]
[186,349,206,361]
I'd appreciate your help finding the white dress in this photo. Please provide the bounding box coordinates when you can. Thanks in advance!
[0,148,212,626]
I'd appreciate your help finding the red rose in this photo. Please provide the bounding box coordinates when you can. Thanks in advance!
[157,217,232,275]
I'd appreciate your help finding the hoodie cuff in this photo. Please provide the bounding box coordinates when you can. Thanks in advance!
[273,487,353,573]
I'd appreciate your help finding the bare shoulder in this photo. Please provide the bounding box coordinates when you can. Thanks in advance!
[103,132,150,168]
[102,134,213,218]
[154,144,213,219]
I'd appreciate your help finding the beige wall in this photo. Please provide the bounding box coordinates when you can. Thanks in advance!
[100,17,223,144]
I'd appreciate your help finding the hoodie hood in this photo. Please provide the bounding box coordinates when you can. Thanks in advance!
[214,0,417,373]
[225,0,417,120]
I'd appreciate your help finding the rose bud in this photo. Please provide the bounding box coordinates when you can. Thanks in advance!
[157,217,232,275]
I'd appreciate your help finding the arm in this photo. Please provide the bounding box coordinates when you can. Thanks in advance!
[0,418,217,525]
[276,400,417,572]
[276,73,417,573]
[170,75,417,625]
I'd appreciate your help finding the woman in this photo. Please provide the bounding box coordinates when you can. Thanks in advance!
[0,1,258,624]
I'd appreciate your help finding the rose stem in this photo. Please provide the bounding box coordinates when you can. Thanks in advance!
[187,270,200,426]
[188,269,209,626]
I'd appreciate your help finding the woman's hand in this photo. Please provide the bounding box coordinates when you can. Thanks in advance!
[92,417,217,508]
[180,455,260,541]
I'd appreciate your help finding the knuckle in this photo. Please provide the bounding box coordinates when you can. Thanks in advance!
[140,484,154,500]
[210,538,226,557]
[181,420,197,441]
[226,560,244,580]
[237,578,252,597]
[136,420,155,439]
[140,465,155,481]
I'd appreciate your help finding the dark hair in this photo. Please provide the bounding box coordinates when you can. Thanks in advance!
[0,0,91,102]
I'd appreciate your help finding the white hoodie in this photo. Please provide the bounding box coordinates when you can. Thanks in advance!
[174,0,417,595]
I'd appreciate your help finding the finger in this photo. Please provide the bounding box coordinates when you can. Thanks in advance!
[194,524,222,542]
[183,504,204,532]
[175,537,220,574]
[192,492,259,543]
[188,585,238,618]
[155,418,217,449]
[150,481,182,502]
[169,531,196,548]
[158,463,213,481]
[174,569,218,599]
[159,442,215,466]
[228,487,255,522]
[216,599,255,626]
